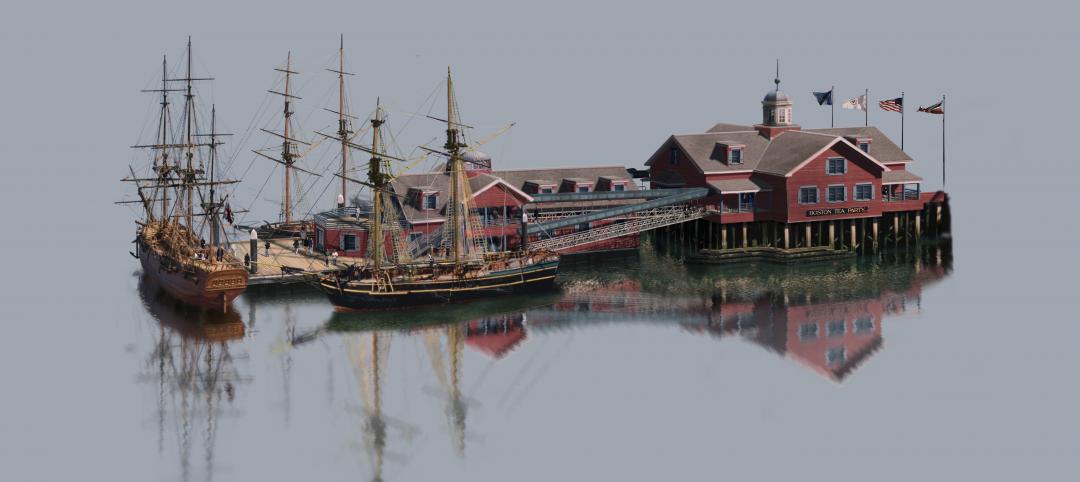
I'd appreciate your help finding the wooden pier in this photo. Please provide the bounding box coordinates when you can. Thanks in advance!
[228,238,356,286]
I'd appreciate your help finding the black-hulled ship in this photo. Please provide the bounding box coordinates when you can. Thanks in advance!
[315,70,560,310]
[123,39,248,311]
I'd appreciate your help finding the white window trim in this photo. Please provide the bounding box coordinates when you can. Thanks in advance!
[854,182,874,201]
[827,157,847,175]
[729,147,743,164]
[798,185,819,205]
[827,184,847,203]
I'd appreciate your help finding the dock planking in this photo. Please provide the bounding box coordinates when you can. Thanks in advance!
[229,238,357,286]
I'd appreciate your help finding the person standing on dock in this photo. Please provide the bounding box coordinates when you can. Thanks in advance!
[293,238,300,254]
[331,251,338,266]
[264,240,270,256]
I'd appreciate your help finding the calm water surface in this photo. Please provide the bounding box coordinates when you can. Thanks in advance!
[115,243,983,482]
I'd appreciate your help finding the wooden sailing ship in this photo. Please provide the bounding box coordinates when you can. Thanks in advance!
[123,39,248,311]
[315,70,560,310]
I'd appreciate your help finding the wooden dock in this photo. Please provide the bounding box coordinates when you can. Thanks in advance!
[229,238,358,286]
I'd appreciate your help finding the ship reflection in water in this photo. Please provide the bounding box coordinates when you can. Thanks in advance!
[133,241,950,481]
[135,275,248,482]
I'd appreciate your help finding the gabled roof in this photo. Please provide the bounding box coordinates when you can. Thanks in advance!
[753,131,842,176]
[656,128,892,178]
[667,131,769,173]
[805,126,913,164]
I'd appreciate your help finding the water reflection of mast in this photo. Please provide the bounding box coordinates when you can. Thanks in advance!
[423,323,468,456]
[346,332,390,482]
[138,279,245,482]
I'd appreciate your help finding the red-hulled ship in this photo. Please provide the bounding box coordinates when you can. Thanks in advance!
[123,38,248,311]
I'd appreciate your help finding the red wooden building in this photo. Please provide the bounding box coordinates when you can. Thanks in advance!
[645,75,935,249]
[313,152,642,257]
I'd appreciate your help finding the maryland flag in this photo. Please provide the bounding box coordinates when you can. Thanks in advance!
[918,100,944,114]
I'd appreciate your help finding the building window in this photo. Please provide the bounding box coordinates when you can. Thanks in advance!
[827,320,846,338]
[826,347,846,365]
[613,183,626,192]
[827,185,846,203]
[577,185,590,193]
[408,232,422,242]
[729,148,743,164]
[854,316,874,334]
[424,194,438,210]
[670,147,679,165]
[854,183,873,201]
[739,193,755,211]
[798,186,818,204]
[798,322,819,341]
[827,157,847,175]
[343,234,358,251]
[859,142,870,153]
[540,186,554,194]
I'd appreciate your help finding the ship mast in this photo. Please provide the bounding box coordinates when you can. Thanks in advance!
[278,53,298,223]
[255,53,317,225]
[369,100,387,271]
[444,69,467,265]
[155,56,173,222]
[334,35,353,206]
[180,37,199,231]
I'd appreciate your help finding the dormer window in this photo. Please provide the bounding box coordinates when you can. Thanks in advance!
[423,193,438,210]
[846,136,871,153]
[613,183,626,192]
[577,184,591,193]
[540,186,554,194]
[729,148,743,164]
[670,146,679,165]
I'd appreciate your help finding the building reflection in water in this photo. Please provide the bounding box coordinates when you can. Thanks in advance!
[135,275,248,482]
[315,241,952,479]
[132,240,950,481]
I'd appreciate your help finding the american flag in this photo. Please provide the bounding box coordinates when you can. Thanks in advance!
[879,97,903,113]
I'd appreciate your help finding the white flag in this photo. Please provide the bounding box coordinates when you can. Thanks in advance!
[841,95,867,111]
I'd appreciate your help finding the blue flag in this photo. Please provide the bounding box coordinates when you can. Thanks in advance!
[813,89,833,106]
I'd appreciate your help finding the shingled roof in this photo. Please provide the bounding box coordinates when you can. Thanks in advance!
[390,165,638,223]
[805,126,913,164]
[654,126,899,177]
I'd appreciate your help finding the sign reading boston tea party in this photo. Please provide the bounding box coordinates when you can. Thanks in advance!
[806,206,870,217]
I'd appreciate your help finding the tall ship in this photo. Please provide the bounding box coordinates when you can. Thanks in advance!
[123,39,248,311]
[315,70,560,310]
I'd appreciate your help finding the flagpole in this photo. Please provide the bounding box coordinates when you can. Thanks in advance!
[941,94,946,187]
[900,91,905,150]
[864,88,869,126]
[831,86,835,127]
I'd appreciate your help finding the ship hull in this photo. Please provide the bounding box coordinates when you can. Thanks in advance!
[317,260,559,311]
[138,241,248,311]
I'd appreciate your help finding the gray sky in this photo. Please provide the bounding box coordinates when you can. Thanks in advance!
[1,1,1078,481]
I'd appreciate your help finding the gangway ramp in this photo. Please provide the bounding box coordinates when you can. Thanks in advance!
[527,187,709,252]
